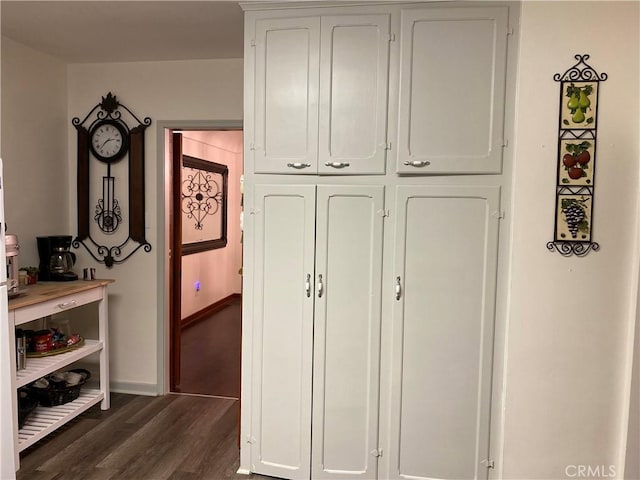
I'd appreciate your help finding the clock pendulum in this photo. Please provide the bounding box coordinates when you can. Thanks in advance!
[89,119,129,233]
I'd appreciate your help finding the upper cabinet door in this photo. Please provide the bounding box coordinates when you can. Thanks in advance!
[254,17,320,174]
[318,15,390,175]
[396,7,509,174]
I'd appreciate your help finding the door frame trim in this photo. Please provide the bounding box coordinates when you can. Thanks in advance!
[156,119,243,395]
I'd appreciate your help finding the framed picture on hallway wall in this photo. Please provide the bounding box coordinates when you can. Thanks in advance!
[181,155,228,254]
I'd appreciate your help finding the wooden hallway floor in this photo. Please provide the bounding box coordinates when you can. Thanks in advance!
[179,298,242,398]
[16,393,266,480]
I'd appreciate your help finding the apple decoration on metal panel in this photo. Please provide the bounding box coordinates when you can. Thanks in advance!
[72,92,152,267]
[547,55,607,257]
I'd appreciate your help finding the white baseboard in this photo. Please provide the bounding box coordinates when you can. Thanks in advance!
[236,467,251,476]
[110,381,159,396]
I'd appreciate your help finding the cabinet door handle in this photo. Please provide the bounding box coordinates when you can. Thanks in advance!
[324,162,350,169]
[57,300,77,310]
[403,160,431,168]
[317,274,324,298]
[305,274,311,298]
[395,276,402,301]
[286,163,311,169]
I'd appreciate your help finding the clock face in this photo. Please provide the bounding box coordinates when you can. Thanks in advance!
[90,120,128,162]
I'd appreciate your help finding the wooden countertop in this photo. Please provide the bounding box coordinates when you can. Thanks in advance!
[8,280,114,311]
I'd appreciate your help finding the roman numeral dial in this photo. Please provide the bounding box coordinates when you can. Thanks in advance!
[89,119,129,163]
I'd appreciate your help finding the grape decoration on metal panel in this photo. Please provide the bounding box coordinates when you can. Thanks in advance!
[548,55,607,257]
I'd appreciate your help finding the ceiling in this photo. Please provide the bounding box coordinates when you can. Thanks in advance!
[1,1,245,63]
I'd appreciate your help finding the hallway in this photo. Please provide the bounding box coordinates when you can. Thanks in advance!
[178,298,241,398]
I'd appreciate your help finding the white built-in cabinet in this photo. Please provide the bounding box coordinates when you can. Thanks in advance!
[252,14,390,174]
[242,2,515,479]
[250,185,383,480]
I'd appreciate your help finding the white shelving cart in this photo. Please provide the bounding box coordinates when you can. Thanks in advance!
[7,279,112,470]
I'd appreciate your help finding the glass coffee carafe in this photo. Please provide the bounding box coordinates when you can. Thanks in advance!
[49,246,76,275]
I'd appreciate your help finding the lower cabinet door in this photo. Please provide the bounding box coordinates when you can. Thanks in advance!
[312,185,385,479]
[250,185,316,480]
[388,185,501,480]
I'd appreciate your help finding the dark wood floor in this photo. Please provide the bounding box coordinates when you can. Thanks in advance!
[17,393,265,480]
[179,299,241,398]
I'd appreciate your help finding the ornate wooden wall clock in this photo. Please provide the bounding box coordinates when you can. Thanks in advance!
[72,92,152,267]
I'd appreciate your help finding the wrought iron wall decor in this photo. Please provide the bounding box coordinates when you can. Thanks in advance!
[72,92,152,267]
[547,55,607,257]
[181,155,228,255]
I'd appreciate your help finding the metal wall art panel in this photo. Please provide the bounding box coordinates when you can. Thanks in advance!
[181,155,228,255]
[548,55,607,257]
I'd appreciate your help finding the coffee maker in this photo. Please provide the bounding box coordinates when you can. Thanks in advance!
[37,236,78,281]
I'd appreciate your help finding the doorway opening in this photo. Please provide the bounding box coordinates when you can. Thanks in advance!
[166,126,243,398]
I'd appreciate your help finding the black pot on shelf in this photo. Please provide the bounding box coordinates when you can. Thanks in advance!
[18,389,38,429]
[27,369,91,407]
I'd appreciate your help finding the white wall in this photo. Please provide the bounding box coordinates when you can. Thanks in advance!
[503,2,640,478]
[0,37,68,476]
[1,37,68,266]
[181,130,243,319]
[67,59,243,392]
